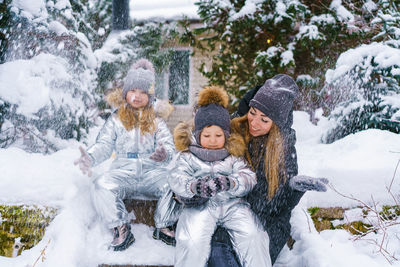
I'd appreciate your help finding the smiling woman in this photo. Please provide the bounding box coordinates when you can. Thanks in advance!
[208,74,328,267]
[247,107,273,137]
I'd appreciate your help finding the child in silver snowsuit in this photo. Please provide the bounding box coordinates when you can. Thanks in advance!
[74,58,177,251]
[169,86,272,267]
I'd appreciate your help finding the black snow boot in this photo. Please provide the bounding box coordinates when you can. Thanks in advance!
[110,223,135,251]
[153,226,176,246]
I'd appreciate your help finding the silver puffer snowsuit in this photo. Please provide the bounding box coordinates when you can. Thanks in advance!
[87,104,175,229]
[169,122,271,267]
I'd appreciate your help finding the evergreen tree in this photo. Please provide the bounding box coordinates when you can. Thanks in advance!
[84,0,113,50]
[0,0,97,153]
[322,0,400,143]
[0,0,179,153]
[180,0,368,108]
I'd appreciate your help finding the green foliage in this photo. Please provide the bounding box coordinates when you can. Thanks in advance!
[307,206,320,216]
[372,0,400,44]
[320,0,400,142]
[308,207,372,234]
[380,205,400,221]
[0,205,57,257]
[83,0,113,50]
[322,43,400,142]
[180,0,369,109]
[335,221,373,235]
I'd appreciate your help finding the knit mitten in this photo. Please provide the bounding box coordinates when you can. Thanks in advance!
[208,176,235,193]
[191,177,217,198]
[289,175,329,192]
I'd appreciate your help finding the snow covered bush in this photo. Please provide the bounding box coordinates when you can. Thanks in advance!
[321,0,400,143]
[0,1,98,153]
[0,0,180,153]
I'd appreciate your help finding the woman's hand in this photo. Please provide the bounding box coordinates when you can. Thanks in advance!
[289,175,329,192]
[74,146,92,177]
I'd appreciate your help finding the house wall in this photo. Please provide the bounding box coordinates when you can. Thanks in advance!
[164,44,213,131]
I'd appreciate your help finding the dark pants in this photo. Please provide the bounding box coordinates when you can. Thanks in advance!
[207,227,241,267]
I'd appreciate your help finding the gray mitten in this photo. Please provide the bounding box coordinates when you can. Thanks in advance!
[191,177,217,198]
[208,176,235,193]
[289,175,329,192]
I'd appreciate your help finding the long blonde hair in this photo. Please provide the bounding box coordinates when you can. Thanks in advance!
[231,114,286,199]
[118,103,156,135]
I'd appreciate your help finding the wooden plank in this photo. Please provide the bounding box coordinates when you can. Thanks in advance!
[124,199,158,227]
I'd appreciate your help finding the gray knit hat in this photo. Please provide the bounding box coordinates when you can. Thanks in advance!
[194,87,231,145]
[122,58,155,100]
[249,74,299,130]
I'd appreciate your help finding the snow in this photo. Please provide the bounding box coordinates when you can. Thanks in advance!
[330,0,355,22]
[0,109,399,266]
[228,0,262,21]
[325,42,400,84]
[0,54,72,116]
[296,25,324,40]
[48,21,69,35]
[11,0,48,20]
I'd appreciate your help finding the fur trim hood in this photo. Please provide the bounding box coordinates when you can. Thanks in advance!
[105,88,174,119]
[173,120,246,157]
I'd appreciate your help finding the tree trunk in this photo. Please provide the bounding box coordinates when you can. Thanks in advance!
[112,0,130,30]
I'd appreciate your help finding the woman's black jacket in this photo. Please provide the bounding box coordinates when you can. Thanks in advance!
[209,85,305,265]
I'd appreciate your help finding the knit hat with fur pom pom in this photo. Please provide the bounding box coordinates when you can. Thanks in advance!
[194,86,230,145]
[122,58,155,101]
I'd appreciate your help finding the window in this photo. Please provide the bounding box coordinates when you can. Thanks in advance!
[155,49,190,105]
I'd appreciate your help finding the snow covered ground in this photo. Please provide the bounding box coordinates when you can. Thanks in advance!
[0,111,399,267]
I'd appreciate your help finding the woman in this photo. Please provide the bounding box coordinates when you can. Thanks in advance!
[208,74,328,266]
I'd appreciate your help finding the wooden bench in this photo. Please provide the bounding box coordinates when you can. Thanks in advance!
[124,199,158,227]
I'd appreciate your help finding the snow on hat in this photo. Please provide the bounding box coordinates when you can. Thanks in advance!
[249,74,299,130]
[194,86,231,145]
[122,58,155,100]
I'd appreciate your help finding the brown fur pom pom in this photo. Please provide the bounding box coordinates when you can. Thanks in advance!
[197,86,229,108]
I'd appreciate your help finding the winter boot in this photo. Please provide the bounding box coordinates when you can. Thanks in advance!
[110,223,135,251]
[153,226,176,246]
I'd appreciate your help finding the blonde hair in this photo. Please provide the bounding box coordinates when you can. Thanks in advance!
[231,114,286,199]
[118,103,156,135]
